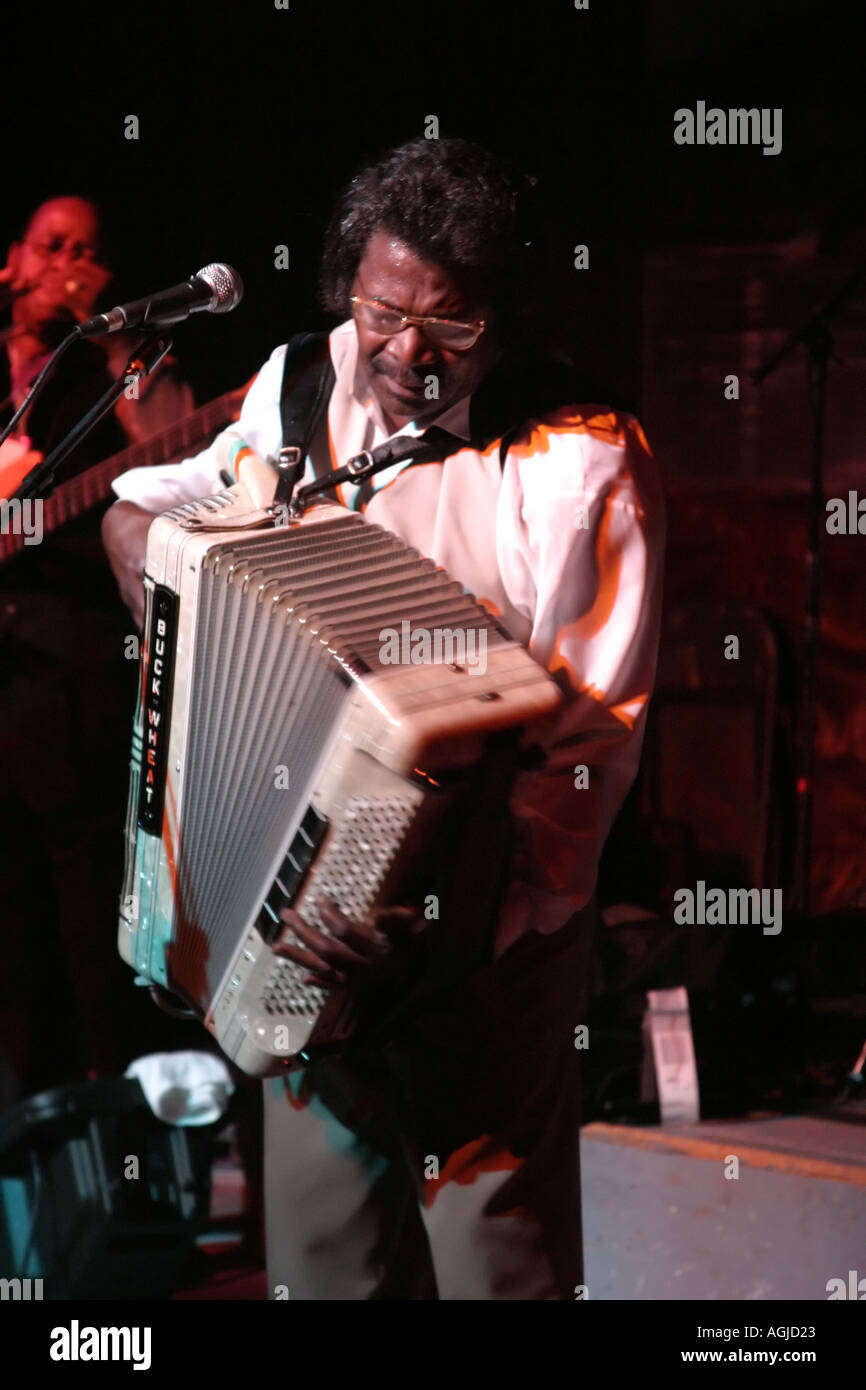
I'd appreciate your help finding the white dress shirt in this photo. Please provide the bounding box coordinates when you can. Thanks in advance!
[112,319,665,958]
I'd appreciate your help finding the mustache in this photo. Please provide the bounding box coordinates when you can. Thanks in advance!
[371,359,445,390]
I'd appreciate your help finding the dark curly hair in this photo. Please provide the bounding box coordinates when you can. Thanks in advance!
[320,138,544,353]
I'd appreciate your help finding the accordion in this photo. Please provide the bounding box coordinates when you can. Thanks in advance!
[118,486,561,1076]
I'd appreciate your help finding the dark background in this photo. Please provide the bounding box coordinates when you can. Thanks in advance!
[5,0,861,404]
[1,0,864,1114]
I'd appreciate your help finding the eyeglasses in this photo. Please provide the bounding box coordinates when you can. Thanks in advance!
[350,294,485,351]
[24,235,102,265]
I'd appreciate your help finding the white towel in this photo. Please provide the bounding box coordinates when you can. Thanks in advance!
[125,1051,234,1126]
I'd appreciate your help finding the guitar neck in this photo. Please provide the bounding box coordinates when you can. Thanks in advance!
[0,385,245,565]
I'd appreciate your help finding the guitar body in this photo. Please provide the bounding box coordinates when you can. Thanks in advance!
[0,382,249,566]
[0,438,42,501]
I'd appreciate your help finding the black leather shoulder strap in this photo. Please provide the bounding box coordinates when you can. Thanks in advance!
[279,331,335,473]
[277,337,599,487]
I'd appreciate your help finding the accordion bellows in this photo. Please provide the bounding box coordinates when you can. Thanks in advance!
[119,491,560,1076]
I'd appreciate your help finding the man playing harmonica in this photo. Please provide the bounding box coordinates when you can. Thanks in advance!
[0,196,193,1094]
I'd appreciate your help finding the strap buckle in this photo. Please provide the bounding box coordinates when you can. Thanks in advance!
[273,445,305,508]
[346,450,375,479]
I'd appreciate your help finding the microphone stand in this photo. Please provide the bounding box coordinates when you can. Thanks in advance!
[10,333,173,504]
[751,260,866,919]
[0,325,81,450]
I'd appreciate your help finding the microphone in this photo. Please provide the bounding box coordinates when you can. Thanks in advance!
[75,263,243,337]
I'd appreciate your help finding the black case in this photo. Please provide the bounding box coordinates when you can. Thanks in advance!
[0,1077,215,1299]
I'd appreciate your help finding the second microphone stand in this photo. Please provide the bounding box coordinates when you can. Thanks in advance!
[10,333,173,504]
[751,260,866,919]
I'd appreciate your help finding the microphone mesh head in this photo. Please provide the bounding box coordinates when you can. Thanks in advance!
[196,263,244,313]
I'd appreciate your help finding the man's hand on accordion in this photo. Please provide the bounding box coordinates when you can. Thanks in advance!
[274,894,428,990]
[101,500,154,630]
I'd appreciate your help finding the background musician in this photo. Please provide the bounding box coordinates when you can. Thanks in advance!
[0,196,194,1103]
[101,137,665,1300]
[0,195,193,490]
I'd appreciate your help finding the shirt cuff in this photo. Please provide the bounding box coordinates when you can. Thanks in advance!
[110,460,223,512]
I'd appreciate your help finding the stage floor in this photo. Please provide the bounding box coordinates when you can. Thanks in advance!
[582,1114,866,1300]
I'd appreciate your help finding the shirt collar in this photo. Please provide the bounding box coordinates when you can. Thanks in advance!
[334,319,474,443]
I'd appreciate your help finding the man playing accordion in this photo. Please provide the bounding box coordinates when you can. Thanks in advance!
[102,137,665,1300]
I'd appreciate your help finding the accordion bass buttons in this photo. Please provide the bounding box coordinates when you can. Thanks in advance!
[256,803,330,944]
